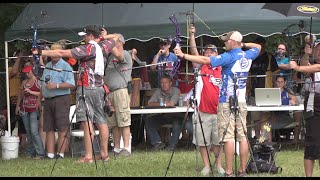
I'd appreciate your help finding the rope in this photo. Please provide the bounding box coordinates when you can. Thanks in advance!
[192,12,223,42]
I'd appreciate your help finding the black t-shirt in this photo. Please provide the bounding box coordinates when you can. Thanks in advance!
[249,51,278,96]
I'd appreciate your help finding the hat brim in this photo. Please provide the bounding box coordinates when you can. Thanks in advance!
[78,32,87,36]
[220,36,228,41]
[22,66,33,73]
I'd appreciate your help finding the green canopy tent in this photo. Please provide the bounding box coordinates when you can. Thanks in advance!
[4,3,320,135]
[5,3,320,42]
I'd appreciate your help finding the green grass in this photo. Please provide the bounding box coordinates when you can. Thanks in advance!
[0,144,318,177]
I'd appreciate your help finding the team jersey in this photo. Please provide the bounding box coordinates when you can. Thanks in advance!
[195,65,222,114]
[209,47,260,103]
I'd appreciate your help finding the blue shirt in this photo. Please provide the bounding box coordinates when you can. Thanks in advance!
[281,89,290,105]
[209,47,260,103]
[41,59,75,98]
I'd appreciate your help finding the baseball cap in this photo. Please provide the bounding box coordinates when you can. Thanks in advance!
[203,44,217,52]
[118,34,125,44]
[159,37,172,46]
[78,25,100,37]
[22,65,33,73]
[305,34,317,43]
[50,43,63,50]
[221,31,243,42]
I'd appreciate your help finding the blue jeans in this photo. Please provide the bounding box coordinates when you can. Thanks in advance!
[21,111,45,157]
[145,113,184,147]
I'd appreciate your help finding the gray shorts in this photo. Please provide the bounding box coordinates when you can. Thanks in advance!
[76,86,106,124]
[192,111,219,146]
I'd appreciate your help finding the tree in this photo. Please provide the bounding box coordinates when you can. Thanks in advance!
[0,3,28,60]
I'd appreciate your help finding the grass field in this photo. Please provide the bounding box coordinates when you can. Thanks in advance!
[0,143,318,177]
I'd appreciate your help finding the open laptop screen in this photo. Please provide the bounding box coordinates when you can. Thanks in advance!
[254,88,282,106]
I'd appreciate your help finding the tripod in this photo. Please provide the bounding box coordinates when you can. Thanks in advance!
[164,67,215,177]
[214,73,259,177]
[50,67,108,176]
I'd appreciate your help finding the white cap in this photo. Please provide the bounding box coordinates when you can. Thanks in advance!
[221,31,243,42]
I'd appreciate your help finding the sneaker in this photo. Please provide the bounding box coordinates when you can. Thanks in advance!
[237,171,247,177]
[26,155,35,159]
[117,149,131,157]
[54,154,64,159]
[225,172,234,177]
[151,142,166,151]
[165,145,176,151]
[217,167,225,177]
[33,155,45,160]
[201,167,211,176]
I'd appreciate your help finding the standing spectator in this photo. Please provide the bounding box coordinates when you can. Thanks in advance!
[9,50,31,153]
[145,74,183,151]
[33,25,122,162]
[174,31,261,177]
[104,34,132,157]
[274,42,296,90]
[150,38,179,87]
[289,40,320,177]
[15,65,45,159]
[188,24,224,176]
[37,43,75,159]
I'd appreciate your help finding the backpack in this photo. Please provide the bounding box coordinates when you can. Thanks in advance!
[246,140,282,174]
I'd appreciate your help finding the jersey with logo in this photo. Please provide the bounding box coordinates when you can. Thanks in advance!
[71,39,115,87]
[209,48,260,103]
[195,65,222,114]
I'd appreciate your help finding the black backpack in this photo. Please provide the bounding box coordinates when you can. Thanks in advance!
[246,140,283,174]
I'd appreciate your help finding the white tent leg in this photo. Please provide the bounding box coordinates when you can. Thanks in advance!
[5,41,11,137]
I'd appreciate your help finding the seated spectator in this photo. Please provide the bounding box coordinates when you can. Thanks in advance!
[144,73,184,151]
[267,75,302,142]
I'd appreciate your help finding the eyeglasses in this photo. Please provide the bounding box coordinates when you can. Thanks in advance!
[277,48,286,51]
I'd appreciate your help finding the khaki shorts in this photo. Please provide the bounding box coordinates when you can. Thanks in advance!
[218,102,247,142]
[107,88,131,127]
[192,111,219,146]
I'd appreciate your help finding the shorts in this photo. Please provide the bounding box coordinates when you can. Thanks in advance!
[218,102,247,142]
[76,86,106,124]
[43,95,70,132]
[107,88,131,127]
[192,111,219,146]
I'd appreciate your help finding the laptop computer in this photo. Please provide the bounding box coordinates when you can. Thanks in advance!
[254,88,282,106]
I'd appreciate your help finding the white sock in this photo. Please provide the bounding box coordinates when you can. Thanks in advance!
[47,153,54,158]
[124,147,131,153]
[114,148,122,153]
[58,153,64,158]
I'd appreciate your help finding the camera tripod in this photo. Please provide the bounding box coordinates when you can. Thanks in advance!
[49,66,108,176]
[165,67,217,177]
[214,73,259,177]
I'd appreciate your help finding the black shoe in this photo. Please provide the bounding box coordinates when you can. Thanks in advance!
[151,142,166,151]
[54,154,64,159]
[165,145,176,151]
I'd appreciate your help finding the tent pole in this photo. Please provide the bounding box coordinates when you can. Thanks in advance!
[5,41,11,137]
[310,17,313,45]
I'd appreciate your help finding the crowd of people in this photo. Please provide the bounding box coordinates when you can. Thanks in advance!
[2,23,320,177]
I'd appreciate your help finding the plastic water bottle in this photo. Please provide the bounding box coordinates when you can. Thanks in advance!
[160,97,164,106]
[179,94,183,107]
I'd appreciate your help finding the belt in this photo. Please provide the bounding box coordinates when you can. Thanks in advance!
[45,94,68,100]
